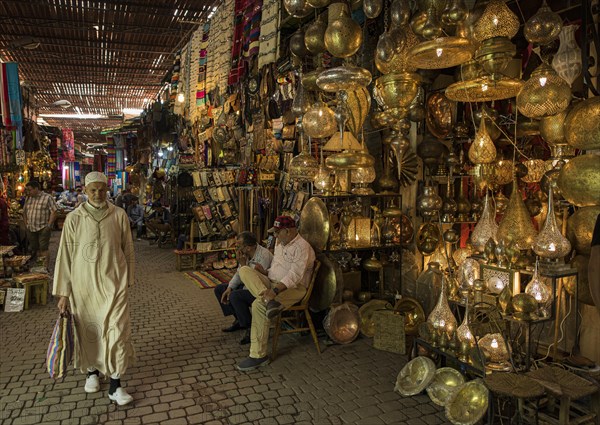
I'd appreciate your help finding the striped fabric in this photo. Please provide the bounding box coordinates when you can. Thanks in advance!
[46,311,75,380]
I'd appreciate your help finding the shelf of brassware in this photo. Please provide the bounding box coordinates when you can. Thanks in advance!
[413,337,485,378]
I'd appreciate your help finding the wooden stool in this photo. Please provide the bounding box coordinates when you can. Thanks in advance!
[526,366,598,425]
[15,278,48,310]
[174,250,199,271]
[485,373,545,424]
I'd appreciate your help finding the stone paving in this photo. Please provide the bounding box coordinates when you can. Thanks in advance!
[0,231,448,424]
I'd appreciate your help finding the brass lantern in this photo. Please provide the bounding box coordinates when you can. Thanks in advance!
[497,182,538,250]
[557,154,600,207]
[524,0,562,46]
[468,117,497,165]
[324,2,363,58]
[473,0,520,42]
[517,62,571,119]
[564,96,600,150]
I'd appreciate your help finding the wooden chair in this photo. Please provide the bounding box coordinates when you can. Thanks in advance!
[271,260,321,361]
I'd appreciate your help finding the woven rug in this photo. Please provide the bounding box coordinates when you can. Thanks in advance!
[183,269,235,289]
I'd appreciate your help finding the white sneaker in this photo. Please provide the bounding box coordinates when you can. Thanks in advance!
[108,387,133,406]
[84,374,100,393]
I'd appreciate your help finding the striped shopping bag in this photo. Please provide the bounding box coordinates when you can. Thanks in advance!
[46,311,75,379]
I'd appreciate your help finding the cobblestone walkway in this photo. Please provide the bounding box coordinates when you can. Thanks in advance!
[0,232,447,424]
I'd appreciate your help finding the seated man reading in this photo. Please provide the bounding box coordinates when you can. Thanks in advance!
[236,215,315,371]
[146,201,172,244]
[214,231,273,345]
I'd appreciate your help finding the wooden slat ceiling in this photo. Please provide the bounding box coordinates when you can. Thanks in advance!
[0,0,219,143]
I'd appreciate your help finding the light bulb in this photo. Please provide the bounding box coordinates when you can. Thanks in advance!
[491,338,499,349]
[436,48,443,57]
[158,150,164,158]
[177,93,185,103]
[482,83,489,92]
[539,77,547,87]
[167,145,174,151]
[493,16,499,26]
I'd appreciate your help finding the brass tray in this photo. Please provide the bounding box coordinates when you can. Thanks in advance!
[358,299,392,338]
[309,253,342,312]
[299,197,330,253]
[394,297,426,336]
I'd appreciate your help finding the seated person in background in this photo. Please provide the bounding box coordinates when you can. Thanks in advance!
[74,186,87,208]
[236,216,315,371]
[127,197,145,240]
[215,231,273,345]
[146,201,172,244]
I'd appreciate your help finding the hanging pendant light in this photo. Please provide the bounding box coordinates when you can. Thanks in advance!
[517,62,571,119]
[427,277,458,341]
[473,0,520,42]
[497,181,538,250]
[468,116,497,165]
[533,187,571,259]
[470,192,498,253]
[524,0,563,46]
[289,135,319,182]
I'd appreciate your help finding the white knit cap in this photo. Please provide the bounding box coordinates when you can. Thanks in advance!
[85,171,108,185]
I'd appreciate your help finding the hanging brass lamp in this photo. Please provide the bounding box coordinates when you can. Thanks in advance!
[324,2,363,58]
[524,0,562,46]
[564,96,600,150]
[468,116,497,165]
[497,181,538,250]
[408,37,476,70]
[556,154,600,207]
[446,76,523,103]
[473,0,520,42]
[517,62,571,118]
[304,13,328,55]
[374,72,422,112]
[533,187,571,260]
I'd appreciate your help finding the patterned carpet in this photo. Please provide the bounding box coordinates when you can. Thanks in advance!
[182,269,235,289]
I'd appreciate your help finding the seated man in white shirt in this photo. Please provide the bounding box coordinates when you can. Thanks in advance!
[236,215,316,371]
[214,231,273,345]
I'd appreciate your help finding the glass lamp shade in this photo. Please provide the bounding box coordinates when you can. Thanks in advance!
[524,1,562,46]
[468,118,497,165]
[497,182,538,250]
[552,25,582,87]
[313,166,333,191]
[521,159,547,183]
[525,264,551,304]
[427,277,458,336]
[517,62,572,119]
[289,152,319,182]
[303,102,337,139]
[487,275,506,294]
[470,192,498,253]
[534,188,572,259]
[473,0,520,42]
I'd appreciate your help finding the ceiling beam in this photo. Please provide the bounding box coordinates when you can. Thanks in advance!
[0,32,175,54]
[0,0,213,18]
[12,59,169,73]
[0,16,198,36]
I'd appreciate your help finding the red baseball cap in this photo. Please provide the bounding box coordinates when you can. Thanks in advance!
[268,215,296,233]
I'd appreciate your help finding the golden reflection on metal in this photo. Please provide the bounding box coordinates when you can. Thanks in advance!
[517,62,571,118]
[359,299,392,338]
[427,368,465,406]
[408,37,475,70]
[324,303,360,344]
[557,154,600,207]
[394,297,425,336]
[445,379,489,425]
[565,96,600,150]
[299,197,330,253]
[446,76,523,103]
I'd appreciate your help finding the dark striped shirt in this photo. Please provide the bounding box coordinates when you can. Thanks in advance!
[23,192,57,232]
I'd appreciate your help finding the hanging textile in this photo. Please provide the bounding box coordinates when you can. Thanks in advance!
[197,23,210,110]
[257,0,280,68]
[170,52,181,109]
[0,62,23,127]
[206,0,234,96]
[229,0,263,85]
[106,146,116,180]
[61,129,75,161]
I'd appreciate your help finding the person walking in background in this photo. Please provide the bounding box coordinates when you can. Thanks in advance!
[146,201,172,245]
[0,193,10,245]
[53,171,136,406]
[23,180,57,268]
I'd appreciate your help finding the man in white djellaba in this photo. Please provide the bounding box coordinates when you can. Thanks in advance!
[53,171,136,406]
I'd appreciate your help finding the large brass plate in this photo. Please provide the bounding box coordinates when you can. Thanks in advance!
[358,299,392,338]
[426,367,465,406]
[394,297,425,336]
[310,253,341,312]
[394,356,437,396]
[446,380,489,425]
[299,197,330,253]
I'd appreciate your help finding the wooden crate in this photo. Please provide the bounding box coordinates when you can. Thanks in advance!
[174,250,199,271]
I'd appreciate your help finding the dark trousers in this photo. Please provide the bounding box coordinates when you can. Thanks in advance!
[213,282,255,329]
